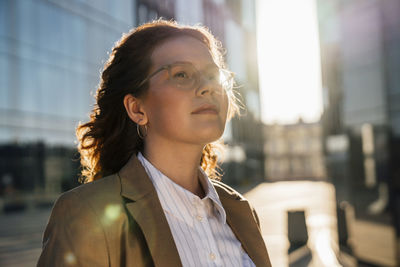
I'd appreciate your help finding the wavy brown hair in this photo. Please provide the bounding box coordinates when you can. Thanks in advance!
[76,20,239,183]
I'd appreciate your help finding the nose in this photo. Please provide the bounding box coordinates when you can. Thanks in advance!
[196,78,221,96]
[198,85,211,96]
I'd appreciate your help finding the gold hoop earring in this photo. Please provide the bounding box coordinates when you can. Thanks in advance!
[137,124,148,139]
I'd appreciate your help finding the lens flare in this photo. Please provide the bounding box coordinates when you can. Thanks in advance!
[102,204,122,225]
[64,252,77,265]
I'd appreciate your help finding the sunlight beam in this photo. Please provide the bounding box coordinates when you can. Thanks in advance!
[257,0,323,124]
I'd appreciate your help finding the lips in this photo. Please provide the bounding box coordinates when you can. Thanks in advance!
[191,104,219,115]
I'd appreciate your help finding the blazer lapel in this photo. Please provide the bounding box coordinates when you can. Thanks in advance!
[118,154,182,267]
[215,186,272,267]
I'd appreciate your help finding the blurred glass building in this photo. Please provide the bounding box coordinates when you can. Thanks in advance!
[318,0,400,265]
[0,0,139,201]
[1,0,137,145]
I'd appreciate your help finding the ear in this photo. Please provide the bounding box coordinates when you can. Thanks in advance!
[123,94,148,125]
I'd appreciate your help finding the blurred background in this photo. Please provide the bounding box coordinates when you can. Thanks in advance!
[0,0,399,266]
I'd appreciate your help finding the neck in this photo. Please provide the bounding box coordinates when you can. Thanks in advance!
[143,139,206,198]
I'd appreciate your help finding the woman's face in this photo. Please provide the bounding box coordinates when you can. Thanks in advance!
[141,36,229,146]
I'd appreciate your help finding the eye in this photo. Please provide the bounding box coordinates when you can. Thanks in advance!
[168,63,197,87]
[209,73,219,81]
[173,71,189,80]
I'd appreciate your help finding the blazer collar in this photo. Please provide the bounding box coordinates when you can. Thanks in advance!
[118,153,182,267]
[214,182,272,267]
[118,153,270,267]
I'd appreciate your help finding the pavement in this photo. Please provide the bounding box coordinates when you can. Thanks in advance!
[244,181,397,267]
[0,208,50,267]
[351,219,396,266]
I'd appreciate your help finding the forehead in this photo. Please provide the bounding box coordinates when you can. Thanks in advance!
[150,36,216,69]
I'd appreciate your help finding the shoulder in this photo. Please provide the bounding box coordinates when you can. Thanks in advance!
[211,180,261,228]
[45,174,125,246]
[51,174,124,226]
[60,174,122,206]
[38,176,120,266]
[69,173,121,195]
[211,179,247,200]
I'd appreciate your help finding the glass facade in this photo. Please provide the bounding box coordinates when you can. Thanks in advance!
[0,0,135,145]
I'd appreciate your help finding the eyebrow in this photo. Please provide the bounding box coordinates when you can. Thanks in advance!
[159,61,219,71]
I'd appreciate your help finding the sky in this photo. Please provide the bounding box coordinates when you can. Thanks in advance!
[256,0,323,125]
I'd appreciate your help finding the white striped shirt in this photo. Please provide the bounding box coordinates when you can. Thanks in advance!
[138,152,256,267]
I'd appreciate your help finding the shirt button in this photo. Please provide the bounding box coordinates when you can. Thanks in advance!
[209,252,216,260]
[196,215,203,221]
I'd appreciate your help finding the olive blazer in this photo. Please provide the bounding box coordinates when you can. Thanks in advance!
[37,154,271,267]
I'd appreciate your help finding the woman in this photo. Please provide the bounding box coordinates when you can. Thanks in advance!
[37,20,271,267]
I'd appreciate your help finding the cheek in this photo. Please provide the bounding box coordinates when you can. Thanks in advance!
[146,90,188,127]
[221,92,230,121]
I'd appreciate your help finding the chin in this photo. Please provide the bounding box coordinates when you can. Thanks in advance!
[191,128,225,144]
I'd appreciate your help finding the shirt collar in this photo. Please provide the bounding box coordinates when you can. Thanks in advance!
[198,167,227,224]
[137,152,226,224]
